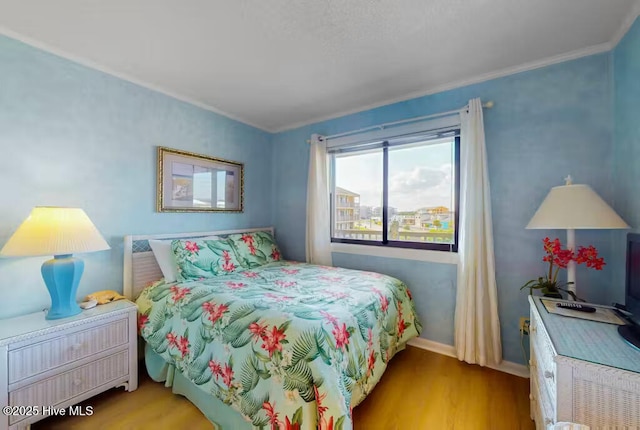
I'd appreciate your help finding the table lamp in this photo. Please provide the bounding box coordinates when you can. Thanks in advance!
[526,176,628,297]
[0,207,110,319]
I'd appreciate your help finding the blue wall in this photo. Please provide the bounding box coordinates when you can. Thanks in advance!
[612,17,640,303]
[272,53,616,364]
[1,28,633,365]
[0,36,272,319]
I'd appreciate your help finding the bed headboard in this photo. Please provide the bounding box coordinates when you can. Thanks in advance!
[123,227,275,300]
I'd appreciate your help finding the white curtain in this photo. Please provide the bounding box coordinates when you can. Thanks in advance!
[306,134,333,266]
[454,98,502,366]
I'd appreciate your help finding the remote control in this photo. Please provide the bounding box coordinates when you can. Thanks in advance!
[556,302,596,313]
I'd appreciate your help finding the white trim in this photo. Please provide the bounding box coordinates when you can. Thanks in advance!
[493,360,531,380]
[408,337,530,379]
[274,43,611,133]
[408,337,457,357]
[0,20,623,135]
[610,0,640,48]
[331,242,459,265]
[0,26,273,133]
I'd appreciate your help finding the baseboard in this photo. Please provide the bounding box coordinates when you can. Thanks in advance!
[408,337,457,357]
[407,337,530,379]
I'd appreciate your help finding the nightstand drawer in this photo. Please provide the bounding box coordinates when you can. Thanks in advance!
[536,365,556,426]
[531,337,557,407]
[531,308,557,401]
[531,369,555,429]
[530,376,544,430]
[531,348,556,419]
[8,318,128,384]
[8,350,128,425]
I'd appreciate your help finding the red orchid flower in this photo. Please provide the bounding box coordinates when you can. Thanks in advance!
[332,323,350,349]
[261,325,287,357]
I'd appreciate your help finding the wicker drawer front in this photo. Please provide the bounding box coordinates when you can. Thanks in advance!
[8,350,128,425]
[529,371,544,430]
[531,336,557,407]
[531,343,557,424]
[530,392,542,430]
[531,310,557,401]
[8,318,128,384]
[531,369,555,429]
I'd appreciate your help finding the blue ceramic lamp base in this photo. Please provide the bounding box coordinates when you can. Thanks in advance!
[41,254,83,320]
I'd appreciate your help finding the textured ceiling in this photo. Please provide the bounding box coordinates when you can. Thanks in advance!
[0,0,638,131]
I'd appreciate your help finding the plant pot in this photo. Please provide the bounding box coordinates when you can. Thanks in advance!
[541,286,564,299]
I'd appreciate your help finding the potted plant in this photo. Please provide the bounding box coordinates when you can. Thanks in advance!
[521,237,605,301]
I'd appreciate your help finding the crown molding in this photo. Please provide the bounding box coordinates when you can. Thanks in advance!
[0,12,632,136]
[274,42,611,133]
[0,25,273,133]
[610,0,640,48]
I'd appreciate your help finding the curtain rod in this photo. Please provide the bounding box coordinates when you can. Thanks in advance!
[309,100,494,143]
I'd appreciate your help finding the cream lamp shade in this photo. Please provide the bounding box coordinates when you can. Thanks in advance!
[0,207,110,257]
[526,184,629,230]
[526,179,628,298]
[1,207,110,320]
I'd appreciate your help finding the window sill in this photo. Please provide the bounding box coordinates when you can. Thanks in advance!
[330,242,459,265]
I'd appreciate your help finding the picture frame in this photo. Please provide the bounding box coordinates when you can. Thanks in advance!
[157,146,244,212]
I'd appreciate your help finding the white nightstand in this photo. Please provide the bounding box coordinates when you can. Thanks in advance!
[529,296,640,429]
[0,300,138,430]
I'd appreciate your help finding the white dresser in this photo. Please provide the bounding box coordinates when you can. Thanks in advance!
[0,300,138,430]
[529,296,640,429]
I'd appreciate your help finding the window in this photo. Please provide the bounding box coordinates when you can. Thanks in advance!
[330,129,460,252]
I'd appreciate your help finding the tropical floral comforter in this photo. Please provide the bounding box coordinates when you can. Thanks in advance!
[136,261,421,430]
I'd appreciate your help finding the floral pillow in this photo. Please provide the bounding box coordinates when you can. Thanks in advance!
[172,239,243,281]
[226,231,282,268]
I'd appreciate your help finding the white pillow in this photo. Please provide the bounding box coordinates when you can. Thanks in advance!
[149,236,219,283]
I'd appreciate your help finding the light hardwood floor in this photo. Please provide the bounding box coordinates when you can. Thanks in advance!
[34,346,534,430]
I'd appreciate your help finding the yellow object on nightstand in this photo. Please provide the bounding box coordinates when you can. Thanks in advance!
[86,290,126,305]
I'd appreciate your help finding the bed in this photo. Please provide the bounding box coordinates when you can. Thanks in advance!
[124,227,421,429]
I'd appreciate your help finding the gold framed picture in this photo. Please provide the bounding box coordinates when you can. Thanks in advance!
[157,147,244,212]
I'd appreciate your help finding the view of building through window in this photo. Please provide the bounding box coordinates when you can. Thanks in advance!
[333,138,456,246]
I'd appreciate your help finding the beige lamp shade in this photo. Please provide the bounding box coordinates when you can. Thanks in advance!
[526,184,628,229]
[1,207,110,257]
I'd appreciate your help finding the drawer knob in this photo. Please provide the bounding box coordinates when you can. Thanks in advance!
[544,370,554,379]
[73,378,82,386]
[71,343,83,351]
[529,393,534,401]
